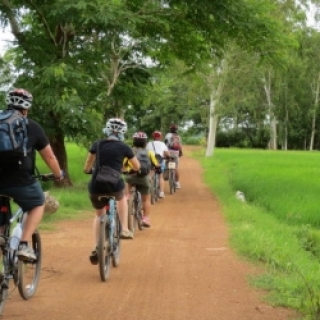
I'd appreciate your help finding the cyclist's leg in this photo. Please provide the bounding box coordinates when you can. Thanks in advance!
[7,183,45,260]
[117,194,133,239]
[137,177,152,227]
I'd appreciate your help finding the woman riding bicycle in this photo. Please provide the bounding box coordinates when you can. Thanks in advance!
[83,118,140,264]
[124,132,160,228]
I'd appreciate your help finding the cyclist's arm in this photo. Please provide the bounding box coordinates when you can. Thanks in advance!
[128,156,140,171]
[83,152,96,173]
[149,151,160,167]
[38,144,63,179]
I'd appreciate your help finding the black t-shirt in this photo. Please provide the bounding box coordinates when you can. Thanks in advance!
[0,118,49,187]
[88,139,134,193]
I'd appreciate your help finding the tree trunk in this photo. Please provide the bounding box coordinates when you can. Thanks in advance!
[206,93,219,156]
[49,132,73,187]
[309,72,320,151]
[205,58,228,157]
[262,71,277,150]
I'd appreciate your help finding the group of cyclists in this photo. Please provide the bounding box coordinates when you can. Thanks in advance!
[0,87,183,270]
[83,118,183,264]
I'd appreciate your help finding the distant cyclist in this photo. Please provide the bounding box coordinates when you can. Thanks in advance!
[164,124,183,189]
[146,131,170,198]
[84,118,140,264]
[124,132,160,228]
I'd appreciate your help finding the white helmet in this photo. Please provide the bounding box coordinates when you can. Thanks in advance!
[6,88,33,110]
[103,118,127,136]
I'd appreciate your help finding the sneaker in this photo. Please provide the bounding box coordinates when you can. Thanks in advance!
[17,244,36,261]
[159,191,165,198]
[175,182,181,189]
[89,249,98,265]
[120,230,134,239]
[142,217,151,228]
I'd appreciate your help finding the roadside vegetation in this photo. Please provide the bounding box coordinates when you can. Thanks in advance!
[195,147,320,320]
[36,143,91,228]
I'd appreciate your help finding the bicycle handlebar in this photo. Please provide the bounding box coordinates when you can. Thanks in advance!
[33,173,58,181]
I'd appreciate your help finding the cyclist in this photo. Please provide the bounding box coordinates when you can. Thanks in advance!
[0,88,63,261]
[146,131,169,198]
[164,124,183,189]
[124,132,160,228]
[84,118,140,264]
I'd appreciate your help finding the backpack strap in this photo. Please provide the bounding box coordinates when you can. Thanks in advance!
[95,140,102,169]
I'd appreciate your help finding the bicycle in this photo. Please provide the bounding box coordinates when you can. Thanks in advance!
[0,173,55,315]
[95,196,121,282]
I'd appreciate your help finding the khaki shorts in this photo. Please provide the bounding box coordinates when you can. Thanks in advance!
[125,175,150,195]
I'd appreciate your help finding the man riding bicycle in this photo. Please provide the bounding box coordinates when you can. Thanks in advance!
[146,131,169,198]
[164,124,183,189]
[84,118,140,264]
[0,88,63,261]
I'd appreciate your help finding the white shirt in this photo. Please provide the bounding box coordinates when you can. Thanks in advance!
[146,140,168,157]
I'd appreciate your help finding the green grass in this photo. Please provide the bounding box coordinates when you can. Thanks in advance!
[35,142,92,229]
[195,148,320,320]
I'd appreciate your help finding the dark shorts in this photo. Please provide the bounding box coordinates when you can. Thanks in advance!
[0,182,45,212]
[125,175,150,195]
[89,190,125,209]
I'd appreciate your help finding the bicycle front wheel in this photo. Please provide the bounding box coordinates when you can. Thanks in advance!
[98,215,111,282]
[18,230,42,300]
[112,212,121,267]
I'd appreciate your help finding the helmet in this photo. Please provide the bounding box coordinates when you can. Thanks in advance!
[152,131,162,139]
[6,88,33,110]
[169,123,178,133]
[103,118,127,135]
[133,131,147,140]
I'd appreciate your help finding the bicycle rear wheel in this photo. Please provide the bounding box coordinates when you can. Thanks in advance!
[112,211,121,267]
[169,170,175,194]
[98,215,111,282]
[135,192,143,231]
[150,174,156,205]
[128,195,135,234]
[155,174,160,201]
[18,230,42,300]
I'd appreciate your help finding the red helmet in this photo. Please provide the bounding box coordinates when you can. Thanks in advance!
[132,131,148,140]
[152,131,162,139]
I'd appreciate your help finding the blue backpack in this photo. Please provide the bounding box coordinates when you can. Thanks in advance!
[0,109,28,166]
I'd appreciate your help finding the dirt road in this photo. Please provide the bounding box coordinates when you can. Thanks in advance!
[4,148,296,320]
